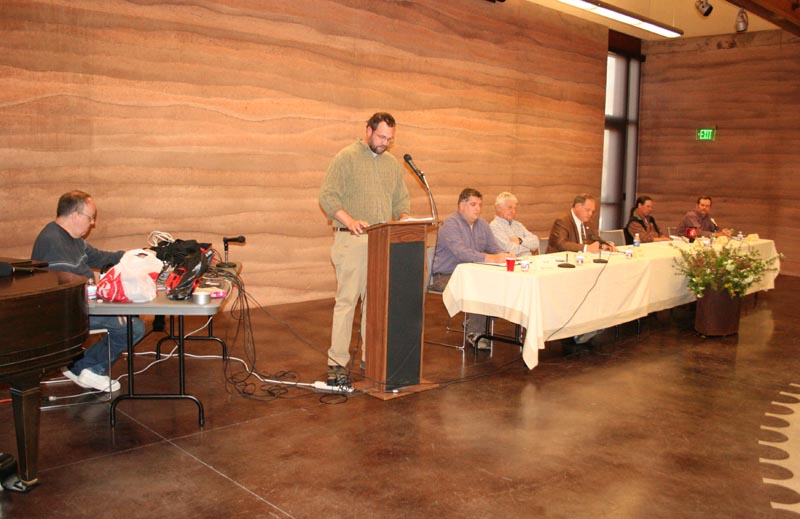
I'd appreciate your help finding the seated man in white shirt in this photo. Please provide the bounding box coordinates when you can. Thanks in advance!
[489,192,540,257]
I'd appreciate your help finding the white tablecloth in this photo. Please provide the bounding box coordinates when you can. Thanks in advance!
[442,239,780,369]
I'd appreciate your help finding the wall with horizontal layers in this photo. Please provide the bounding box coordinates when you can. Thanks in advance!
[0,0,607,305]
[639,30,799,275]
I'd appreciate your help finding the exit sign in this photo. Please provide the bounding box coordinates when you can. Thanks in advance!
[696,128,717,141]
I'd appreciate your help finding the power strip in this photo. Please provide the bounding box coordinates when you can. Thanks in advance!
[312,380,355,394]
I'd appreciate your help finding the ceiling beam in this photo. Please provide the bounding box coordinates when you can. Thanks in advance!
[726,0,800,37]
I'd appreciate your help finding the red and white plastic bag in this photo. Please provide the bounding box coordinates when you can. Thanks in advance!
[96,249,164,303]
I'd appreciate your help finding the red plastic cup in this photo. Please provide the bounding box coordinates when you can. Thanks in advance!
[505,257,515,272]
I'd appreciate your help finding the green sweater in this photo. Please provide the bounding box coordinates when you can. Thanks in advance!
[319,139,410,227]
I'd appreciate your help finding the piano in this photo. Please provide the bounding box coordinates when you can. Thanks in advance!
[0,262,88,492]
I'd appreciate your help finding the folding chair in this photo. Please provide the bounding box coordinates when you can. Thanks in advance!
[538,238,549,255]
[667,226,678,237]
[599,229,626,246]
[424,246,466,350]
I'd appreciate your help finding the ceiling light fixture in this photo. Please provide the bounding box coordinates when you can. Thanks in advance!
[557,0,683,38]
[695,0,713,17]
[735,8,749,32]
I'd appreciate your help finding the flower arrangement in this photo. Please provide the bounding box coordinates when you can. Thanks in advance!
[673,242,780,298]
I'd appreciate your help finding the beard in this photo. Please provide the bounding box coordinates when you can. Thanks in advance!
[368,142,387,155]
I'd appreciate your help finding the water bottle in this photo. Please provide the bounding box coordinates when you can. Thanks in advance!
[633,233,640,247]
[737,231,744,241]
[86,278,97,300]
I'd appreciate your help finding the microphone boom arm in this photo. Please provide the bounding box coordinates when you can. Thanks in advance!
[403,154,438,221]
[420,172,438,222]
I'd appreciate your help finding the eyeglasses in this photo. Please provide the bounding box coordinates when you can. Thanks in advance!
[78,212,96,222]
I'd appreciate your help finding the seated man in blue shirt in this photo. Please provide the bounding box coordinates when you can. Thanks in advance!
[430,188,514,349]
[31,190,146,392]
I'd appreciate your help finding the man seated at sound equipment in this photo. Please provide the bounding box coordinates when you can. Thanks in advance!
[31,190,145,392]
[677,196,732,239]
[431,188,513,350]
[546,193,615,352]
[490,191,540,257]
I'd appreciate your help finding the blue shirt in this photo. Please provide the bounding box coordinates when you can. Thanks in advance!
[432,212,503,275]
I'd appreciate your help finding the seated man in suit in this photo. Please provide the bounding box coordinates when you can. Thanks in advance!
[490,191,540,257]
[546,193,615,351]
[431,188,514,349]
[546,193,617,254]
[624,195,671,244]
[31,190,146,392]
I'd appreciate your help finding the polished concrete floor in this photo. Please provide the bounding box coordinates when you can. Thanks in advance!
[2,276,800,518]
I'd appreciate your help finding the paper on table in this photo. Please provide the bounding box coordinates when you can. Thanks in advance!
[475,258,527,267]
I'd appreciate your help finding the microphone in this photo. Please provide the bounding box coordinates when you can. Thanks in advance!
[0,262,39,277]
[587,233,611,263]
[403,154,426,182]
[558,252,575,269]
[219,236,246,269]
[587,233,613,247]
[710,218,719,231]
[403,153,438,222]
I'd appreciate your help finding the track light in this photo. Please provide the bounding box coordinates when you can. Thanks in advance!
[735,8,749,32]
[557,0,683,38]
[695,0,713,17]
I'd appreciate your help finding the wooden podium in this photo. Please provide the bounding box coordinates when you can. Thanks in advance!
[358,220,438,399]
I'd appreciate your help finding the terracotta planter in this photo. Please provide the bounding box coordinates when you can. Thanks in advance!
[695,288,742,336]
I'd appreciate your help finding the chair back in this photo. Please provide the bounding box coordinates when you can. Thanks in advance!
[600,229,626,246]
[538,238,549,255]
[425,246,440,294]
[667,226,677,237]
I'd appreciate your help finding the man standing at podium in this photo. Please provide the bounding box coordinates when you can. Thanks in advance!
[31,190,146,392]
[319,113,410,385]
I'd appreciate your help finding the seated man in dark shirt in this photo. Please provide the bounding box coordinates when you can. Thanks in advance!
[624,195,671,244]
[31,190,146,392]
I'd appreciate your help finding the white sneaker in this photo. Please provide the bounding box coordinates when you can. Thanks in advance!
[77,369,121,393]
[574,330,598,345]
[62,368,90,388]
[467,333,492,351]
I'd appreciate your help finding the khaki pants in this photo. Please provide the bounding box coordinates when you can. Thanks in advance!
[328,232,368,367]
